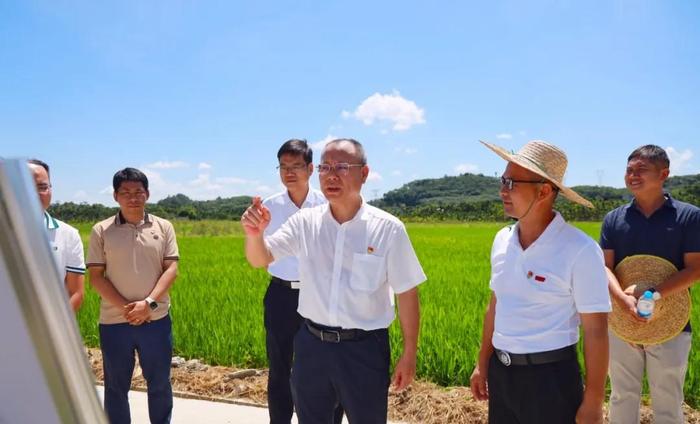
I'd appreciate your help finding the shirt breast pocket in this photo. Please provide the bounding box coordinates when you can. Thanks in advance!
[350,253,386,293]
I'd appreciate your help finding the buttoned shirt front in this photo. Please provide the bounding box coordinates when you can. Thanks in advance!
[490,212,611,354]
[263,187,326,282]
[266,201,426,330]
[45,211,85,280]
[86,212,179,324]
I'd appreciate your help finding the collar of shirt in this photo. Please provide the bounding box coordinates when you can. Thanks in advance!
[115,211,150,226]
[283,186,323,209]
[508,211,566,252]
[321,198,368,228]
[44,211,59,230]
[625,192,676,215]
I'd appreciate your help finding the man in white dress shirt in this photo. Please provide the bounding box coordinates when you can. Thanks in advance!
[260,139,342,424]
[28,159,85,312]
[242,138,426,424]
[469,141,610,424]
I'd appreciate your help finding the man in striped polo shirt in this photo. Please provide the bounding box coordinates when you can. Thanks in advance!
[28,159,85,312]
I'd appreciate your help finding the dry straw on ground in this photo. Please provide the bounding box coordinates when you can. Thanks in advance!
[87,348,699,424]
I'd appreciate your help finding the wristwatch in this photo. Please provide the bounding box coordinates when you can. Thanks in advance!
[649,288,662,301]
[145,297,158,311]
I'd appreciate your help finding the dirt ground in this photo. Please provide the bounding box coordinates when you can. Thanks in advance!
[87,348,699,424]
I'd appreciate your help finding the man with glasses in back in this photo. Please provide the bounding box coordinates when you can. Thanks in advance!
[86,167,179,424]
[470,140,610,423]
[241,138,425,424]
[260,139,343,424]
[28,159,85,312]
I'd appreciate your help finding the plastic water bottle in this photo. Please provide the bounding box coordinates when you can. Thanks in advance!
[637,291,655,319]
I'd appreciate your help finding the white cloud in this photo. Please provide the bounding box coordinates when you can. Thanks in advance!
[496,133,513,140]
[343,91,426,131]
[311,135,338,152]
[391,170,402,176]
[215,177,249,185]
[99,186,113,195]
[73,190,88,201]
[189,174,223,191]
[454,163,479,174]
[255,185,274,195]
[368,171,383,182]
[666,146,694,175]
[394,146,417,155]
[144,160,189,169]
[198,162,212,170]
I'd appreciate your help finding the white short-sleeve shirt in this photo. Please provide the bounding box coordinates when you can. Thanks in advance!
[266,201,426,330]
[263,187,326,282]
[45,212,85,280]
[490,212,611,354]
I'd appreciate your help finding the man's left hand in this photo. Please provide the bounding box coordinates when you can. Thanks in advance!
[575,397,604,424]
[391,352,417,391]
[124,301,151,325]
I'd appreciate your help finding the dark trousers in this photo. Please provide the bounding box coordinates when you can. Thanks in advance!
[291,322,390,424]
[99,314,173,424]
[264,280,345,424]
[487,351,583,423]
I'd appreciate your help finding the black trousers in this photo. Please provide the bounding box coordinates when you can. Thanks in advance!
[487,351,583,423]
[264,279,344,424]
[291,322,390,424]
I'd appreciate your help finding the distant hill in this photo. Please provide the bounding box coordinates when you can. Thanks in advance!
[49,173,699,223]
[373,172,700,208]
[49,194,252,222]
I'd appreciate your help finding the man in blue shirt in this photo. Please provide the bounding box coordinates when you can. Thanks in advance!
[600,145,700,423]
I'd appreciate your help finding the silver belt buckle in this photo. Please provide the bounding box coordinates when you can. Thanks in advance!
[290,281,301,289]
[498,350,511,367]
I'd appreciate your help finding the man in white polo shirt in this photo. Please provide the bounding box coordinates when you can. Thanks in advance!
[261,139,340,424]
[28,159,85,312]
[242,138,425,424]
[470,140,611,423]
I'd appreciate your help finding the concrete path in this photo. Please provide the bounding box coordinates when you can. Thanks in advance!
[95,386,405,424]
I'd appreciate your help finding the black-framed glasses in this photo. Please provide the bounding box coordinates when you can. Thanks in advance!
[317,163,364,176]
[500,176,545,191]
[276,164,308,173]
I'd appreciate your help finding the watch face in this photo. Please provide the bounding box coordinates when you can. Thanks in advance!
[149,301,158,311]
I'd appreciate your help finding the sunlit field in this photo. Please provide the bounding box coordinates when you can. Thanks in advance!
[72,220,699,407]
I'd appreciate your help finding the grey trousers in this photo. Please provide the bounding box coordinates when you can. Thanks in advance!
[609,331,692,424]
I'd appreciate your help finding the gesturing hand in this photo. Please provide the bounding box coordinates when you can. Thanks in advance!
[241,196,271,237]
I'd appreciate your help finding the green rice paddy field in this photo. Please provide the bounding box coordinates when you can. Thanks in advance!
[72,220,700,406]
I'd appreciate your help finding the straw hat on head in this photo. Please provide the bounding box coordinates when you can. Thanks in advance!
[610,255,691,345]
[480,140,594,208]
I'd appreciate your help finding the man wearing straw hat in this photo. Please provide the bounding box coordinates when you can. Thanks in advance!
[600,145,700,424]
[470,140,611,423]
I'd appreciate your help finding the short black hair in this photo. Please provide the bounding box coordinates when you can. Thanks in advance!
[628,145,670,169]
[28,159,50,176]
[277,139,313,164]
[113,167,149,192]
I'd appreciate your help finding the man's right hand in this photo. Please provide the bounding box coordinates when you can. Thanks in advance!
[241,196,271,237]
[470,364,489,401]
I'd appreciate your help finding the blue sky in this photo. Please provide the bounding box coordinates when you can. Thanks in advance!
[2,1,699,205]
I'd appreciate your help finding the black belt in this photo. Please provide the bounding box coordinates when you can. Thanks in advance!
[304,320,373,343]
[271,276,300,289]
[495,344,577,367]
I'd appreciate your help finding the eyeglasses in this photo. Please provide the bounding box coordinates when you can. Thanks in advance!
[276,164,308,173]
[116,190,147,198]
[36,183,52,193]
[500,176,545,191]
[317,163,364,176]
